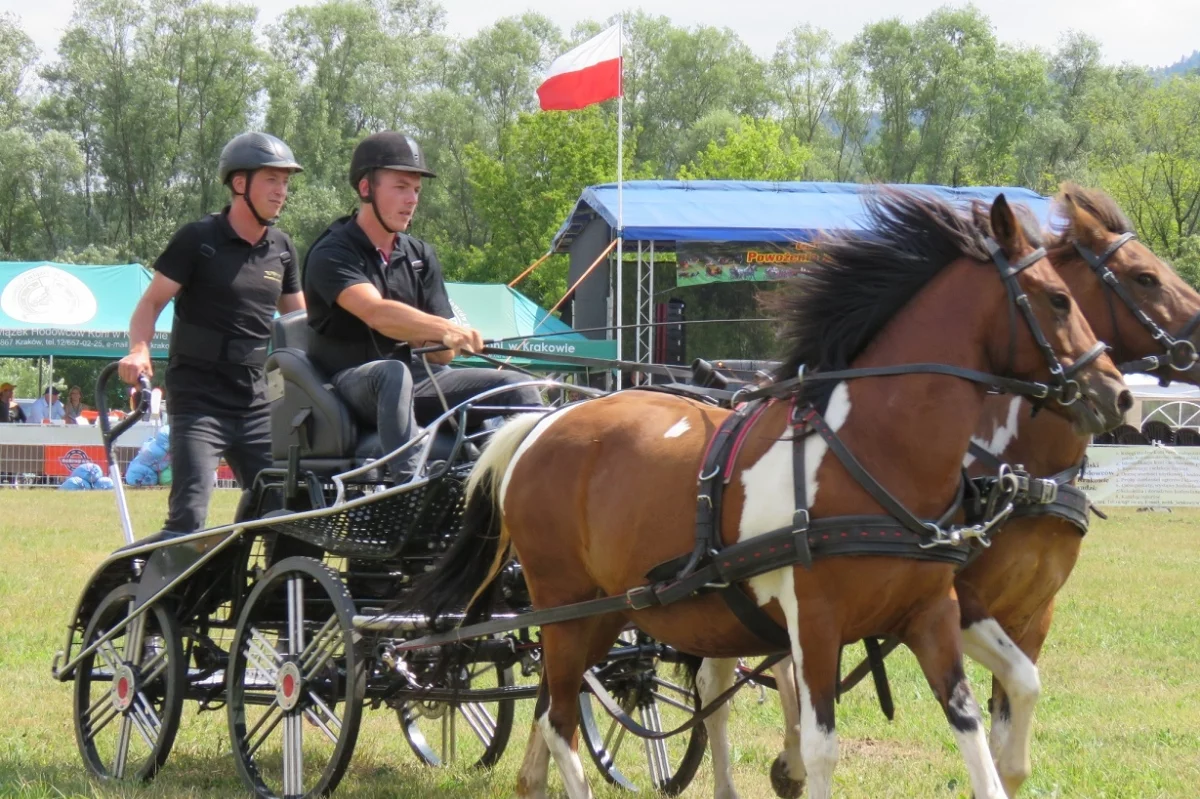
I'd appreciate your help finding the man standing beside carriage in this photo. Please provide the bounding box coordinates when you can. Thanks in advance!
[118,132,306,543]
[302,130,542,482]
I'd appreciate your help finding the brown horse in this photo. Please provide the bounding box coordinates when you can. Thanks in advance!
[407,191,1131,799]
[752,184,1200,799]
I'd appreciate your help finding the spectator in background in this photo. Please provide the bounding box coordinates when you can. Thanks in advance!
[28,386,64,423]
[0,383,25,423]
[63,385,87,422]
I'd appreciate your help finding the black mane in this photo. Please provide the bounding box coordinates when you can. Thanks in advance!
[765,189,1042,408]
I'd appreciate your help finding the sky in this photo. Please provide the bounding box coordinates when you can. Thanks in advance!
[3,0,1196,70]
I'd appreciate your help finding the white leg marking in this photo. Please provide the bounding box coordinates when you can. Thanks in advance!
[699,658,740,799]
[779,584,837,799]
[538,704,591,799]
[771,657,806,786]
[964,397,1022,467]
[664,416,691,438]
[516,722,552,799]
[964,618,1041,796]
[948,684,1007,799]
[497,402,589,507]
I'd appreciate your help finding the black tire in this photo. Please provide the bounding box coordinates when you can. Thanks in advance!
[73,583,185,782]
[397,656,516,769]
[578,633,708,795]
[227,556,363,799]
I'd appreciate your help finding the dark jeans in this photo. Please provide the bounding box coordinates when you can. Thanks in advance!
[332,360,542,475]
[164,410,271,534]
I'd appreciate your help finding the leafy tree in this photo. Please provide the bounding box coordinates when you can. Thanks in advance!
[678,117,812,181]
[1090,75,1200,282]
[459,106,623,308]
[0,13,37,126]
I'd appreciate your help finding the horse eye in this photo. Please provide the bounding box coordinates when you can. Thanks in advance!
[1135,273,1159,288]
[1050,292,1071,311]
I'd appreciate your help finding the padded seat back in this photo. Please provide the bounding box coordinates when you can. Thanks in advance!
[269,310,361,463]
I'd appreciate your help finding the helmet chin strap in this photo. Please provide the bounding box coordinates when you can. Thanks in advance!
[364,170,401,234]
[235,170,278,227]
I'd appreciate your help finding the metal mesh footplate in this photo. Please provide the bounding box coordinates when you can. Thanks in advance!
[267,468,470,559]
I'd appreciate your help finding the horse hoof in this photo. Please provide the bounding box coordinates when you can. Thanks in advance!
[770,755,805,799]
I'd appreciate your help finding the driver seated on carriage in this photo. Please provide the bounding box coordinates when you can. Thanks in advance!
[299,131,542,482]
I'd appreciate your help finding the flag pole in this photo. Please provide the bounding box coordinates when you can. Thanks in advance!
[614,16,624,390]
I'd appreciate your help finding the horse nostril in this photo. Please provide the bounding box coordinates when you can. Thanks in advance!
[1117,389,1133,414]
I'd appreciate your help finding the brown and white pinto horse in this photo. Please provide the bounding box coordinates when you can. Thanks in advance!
[407,192,1130,799]
[752,184,1200,799]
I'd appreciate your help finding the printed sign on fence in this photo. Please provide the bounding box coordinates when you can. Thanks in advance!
[1080,444,1200,506]
[43,445,108,477]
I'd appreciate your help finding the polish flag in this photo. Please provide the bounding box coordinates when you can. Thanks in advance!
[537,25,622,111]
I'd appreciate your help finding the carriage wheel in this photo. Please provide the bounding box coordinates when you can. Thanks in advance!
[578,633,708,795]
[227,557,363,799]
[397,655,516,768]
[73,583,185,782]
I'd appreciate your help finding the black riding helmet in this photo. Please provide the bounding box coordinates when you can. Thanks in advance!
[349,131,436,234]
[218,132,303,227]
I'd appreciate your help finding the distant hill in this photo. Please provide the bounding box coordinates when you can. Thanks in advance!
[1155,50,1200,78]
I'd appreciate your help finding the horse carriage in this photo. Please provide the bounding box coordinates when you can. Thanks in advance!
[50,187,1200,799]
[51,311,723,798]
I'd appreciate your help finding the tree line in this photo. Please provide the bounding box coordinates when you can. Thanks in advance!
[0,0,1198,351]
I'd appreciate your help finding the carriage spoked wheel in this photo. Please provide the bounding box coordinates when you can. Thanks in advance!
[72,583,185,782]
[396,649,516,768]
[226,557,364,799]
[578,631,708,795]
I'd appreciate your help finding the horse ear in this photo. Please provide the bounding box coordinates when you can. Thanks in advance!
[1057,182,1107,249]
[989,194,1025,254]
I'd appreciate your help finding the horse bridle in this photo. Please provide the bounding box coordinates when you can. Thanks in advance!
[1073,232,1200,380]
[985,238,1107,407]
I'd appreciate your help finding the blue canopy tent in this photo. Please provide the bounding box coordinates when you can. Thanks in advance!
[549,180,1054,371]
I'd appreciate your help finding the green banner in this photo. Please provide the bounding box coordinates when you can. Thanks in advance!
[677,241,817,287]
[0,328,170,358]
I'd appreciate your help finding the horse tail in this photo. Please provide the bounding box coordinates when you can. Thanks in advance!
[406,413,544,622]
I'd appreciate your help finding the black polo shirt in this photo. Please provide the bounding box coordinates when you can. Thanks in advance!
[154,208,300,415]
[303,215,454,376]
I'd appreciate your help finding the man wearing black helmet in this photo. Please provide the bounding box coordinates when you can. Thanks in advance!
[119,132,305,541]
[304,131,540,481]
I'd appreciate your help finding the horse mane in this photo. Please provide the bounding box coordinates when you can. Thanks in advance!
[765,189,1043,409]
[1051,183,1134,247]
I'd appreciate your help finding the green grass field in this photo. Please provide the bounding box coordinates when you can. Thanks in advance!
[0,491,1197,798]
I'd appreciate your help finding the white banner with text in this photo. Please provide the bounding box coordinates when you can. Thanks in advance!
[1081,444,1200,506]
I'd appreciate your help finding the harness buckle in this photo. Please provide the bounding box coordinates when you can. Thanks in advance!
[792,508,810,533]
[1027,478,1059,506]
[625,585,660,610]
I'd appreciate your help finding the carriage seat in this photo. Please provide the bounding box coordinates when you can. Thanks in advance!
[267,310,475,477]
